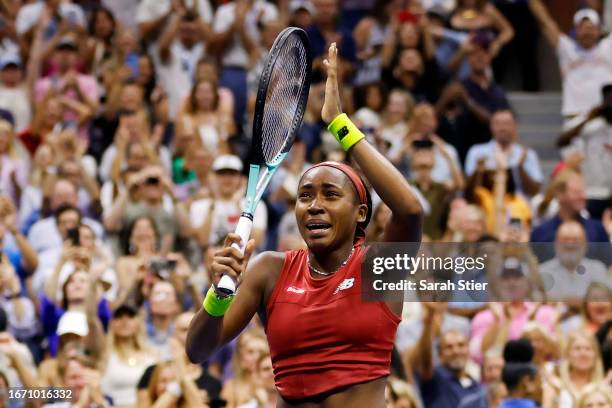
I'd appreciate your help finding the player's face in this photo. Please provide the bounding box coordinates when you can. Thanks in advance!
[296,167,366,252]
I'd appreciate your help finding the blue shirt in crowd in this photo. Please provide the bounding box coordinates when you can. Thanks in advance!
[499,398,540,408]
[418,366,483,408]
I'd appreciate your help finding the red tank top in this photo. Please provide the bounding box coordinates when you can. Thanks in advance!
[265,245,400,400]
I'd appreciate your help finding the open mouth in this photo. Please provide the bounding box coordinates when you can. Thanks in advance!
[306,222,332,233]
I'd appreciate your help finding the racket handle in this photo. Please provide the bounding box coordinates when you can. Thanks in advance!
[216,214,254,298]
[230,214,253,254]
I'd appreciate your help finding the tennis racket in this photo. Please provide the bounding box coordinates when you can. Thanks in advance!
[216,27,312,297]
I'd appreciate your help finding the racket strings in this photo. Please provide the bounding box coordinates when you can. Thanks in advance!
[260,34,309,164]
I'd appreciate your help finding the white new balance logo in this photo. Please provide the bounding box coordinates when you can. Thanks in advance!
[334,278,355,294]
[287,286,305,294]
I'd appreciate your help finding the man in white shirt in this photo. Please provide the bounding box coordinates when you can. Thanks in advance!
[209,0,278,128]
[0,53,31,133]
[190,155,267,249]
[137,0,213,119]
[137,0,213,43]
[27,180,104,253]
[558,84,612,219]
[16,0,86,39]
[465,109,543,197]
[539,221,609,302]
[157,10,212,118]
[529,1,612,119]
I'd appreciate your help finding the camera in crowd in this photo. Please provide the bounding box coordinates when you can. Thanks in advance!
[149,258,177,280]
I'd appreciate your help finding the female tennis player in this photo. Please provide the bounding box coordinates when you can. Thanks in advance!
[186,43,423,408]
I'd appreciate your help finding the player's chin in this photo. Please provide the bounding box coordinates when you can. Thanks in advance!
[302,228,335,249]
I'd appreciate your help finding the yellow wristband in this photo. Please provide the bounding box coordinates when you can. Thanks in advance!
[203,286,234,317]
[328,113,365,152]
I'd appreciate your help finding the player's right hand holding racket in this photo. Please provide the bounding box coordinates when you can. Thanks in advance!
[210,234,255,290]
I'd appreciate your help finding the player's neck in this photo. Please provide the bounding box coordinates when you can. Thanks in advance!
[309,241,354,274]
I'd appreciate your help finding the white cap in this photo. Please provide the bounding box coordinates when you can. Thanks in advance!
[353,108,382,130]
[0,53,21,70]
[56,311,89,337]
[574,8,600,26]
[290,0,315,14]
[212,155,243,172]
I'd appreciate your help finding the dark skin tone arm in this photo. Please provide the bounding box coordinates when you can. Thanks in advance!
[557,106,602,147]
[321,44,423,318]
[185,241,280,363]
[138,10,173,43]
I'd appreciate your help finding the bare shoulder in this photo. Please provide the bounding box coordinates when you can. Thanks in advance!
[243,251,287,300]
[244,251,286,281]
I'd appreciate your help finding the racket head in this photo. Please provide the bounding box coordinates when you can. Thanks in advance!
[252,27,312,168]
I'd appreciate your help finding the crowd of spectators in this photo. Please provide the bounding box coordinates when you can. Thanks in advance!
[0,0,610,407]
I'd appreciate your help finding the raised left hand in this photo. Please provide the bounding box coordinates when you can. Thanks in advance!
[321,43,342,123]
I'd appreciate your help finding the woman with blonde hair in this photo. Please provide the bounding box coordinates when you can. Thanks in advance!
[221,328,270,408]
[532,169,577,227]
[561,283,612,337]
[576,383,612,408]
[101,304,158,408]
[522,321,560,368]
[546,332,606,408]
[385,377,422,408]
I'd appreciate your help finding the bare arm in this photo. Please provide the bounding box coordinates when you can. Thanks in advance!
[420,15,437,61]
[381,21,399,68]
[558,106,601,147]
[5,213,38,271]
[517,147,542,197]
[233,2,257,65]
[528,0,561,47]
[44,248,71,303]
[321,43,424,244]
[139,10,173,43]
[486,3,515,57]
[186,238,281,363]
[195,201,215,248]
[103,189,129,232]
[2,341,41,388]
[58,96,94,125]
[433,136,465,191]
[158,17,179,64]
[492,167,507,237]
[413,306,436,381]
[24,16,46,102]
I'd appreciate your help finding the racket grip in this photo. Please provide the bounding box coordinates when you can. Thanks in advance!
[230,214,254,254]
[216,214,254,298]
